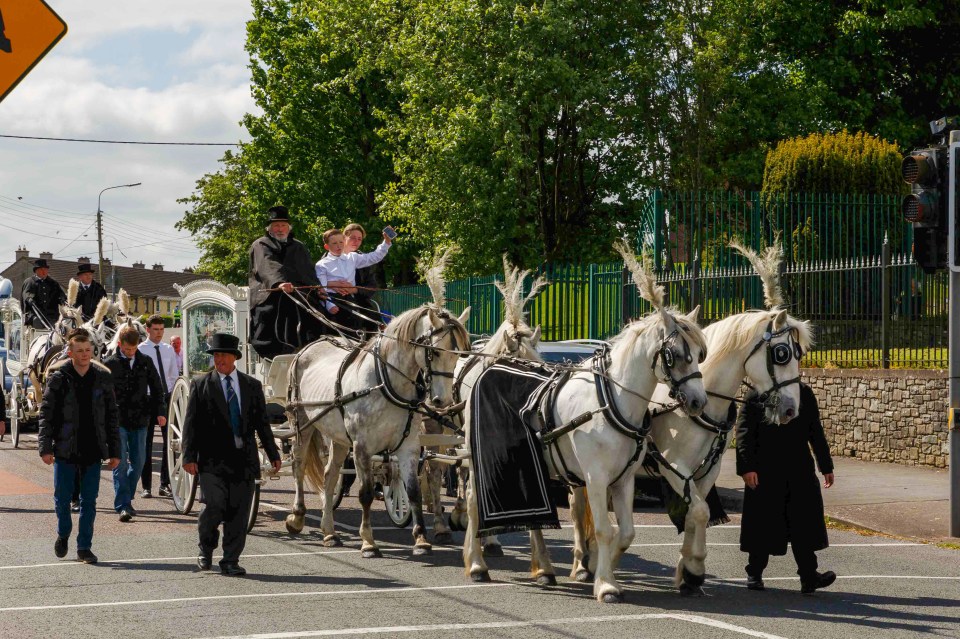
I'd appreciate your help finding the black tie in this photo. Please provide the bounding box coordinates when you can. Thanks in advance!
[155,345,169,395]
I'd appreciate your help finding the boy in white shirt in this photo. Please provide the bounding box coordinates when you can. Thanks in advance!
[315,227,392,330]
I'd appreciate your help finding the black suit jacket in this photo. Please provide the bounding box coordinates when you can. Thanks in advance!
[104,351,166,429]
[181,369,280,480]
[75,280,107,319]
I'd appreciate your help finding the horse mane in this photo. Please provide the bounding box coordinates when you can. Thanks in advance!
[385,304,470,353]
[417,246,459,309]
[67,279,79,307]
[729,238,784,309]
[609,307,708,364]
[92,298,111,326]
[614,240,664,309]
[703,310,814,362]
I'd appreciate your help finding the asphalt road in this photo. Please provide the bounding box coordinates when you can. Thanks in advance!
[2,431,958,639]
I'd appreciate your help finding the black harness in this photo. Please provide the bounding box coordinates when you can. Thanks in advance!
[741,320,803,410]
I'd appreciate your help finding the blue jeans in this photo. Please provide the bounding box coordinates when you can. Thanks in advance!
[53,460,101,551]
[114,427,148,512]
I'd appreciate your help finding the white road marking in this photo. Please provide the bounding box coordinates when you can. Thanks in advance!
[0,548,360,571]
[0,583,509,613]
[192,613,789,639]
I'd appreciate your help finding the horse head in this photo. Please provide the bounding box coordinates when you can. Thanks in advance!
[486,256,547,361]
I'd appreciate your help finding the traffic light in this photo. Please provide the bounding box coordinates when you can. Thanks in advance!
[902,147,948,273]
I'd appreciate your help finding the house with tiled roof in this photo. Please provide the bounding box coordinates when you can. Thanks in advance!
[1,247,209,316]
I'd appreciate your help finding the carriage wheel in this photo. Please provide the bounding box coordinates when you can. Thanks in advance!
[9,377,21,449]
[166,378,197,514]
[382,464,412,528]
[246,483,261,533]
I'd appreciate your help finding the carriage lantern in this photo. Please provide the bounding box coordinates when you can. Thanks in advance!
[902,147,948,273]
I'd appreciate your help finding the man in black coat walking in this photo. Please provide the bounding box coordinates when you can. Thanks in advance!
[182,333,281,576]
[248,205,327,358]
[736,382,836,594]
[74,263,107,321]
[105,326,166,522]
[21,258,66,329]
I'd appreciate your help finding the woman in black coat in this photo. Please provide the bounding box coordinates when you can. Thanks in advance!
[736,382,837,594]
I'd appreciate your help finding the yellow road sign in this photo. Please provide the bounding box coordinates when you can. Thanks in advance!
[0,1,68,103]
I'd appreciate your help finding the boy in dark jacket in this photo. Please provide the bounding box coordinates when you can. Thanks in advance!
[39,328,120,563]
[105,326,166,522]
[736,382,836,594]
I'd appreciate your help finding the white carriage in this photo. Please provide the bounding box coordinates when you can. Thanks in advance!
[1,298,43,449]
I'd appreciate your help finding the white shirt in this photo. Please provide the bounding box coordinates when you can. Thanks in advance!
[315,242,390,310]
[139,339,179,393]
[218,369,243,448]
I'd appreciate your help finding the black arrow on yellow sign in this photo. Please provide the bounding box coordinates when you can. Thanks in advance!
[0,9,12,53]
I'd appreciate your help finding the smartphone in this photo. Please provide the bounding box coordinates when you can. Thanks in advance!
[382,225,398,240]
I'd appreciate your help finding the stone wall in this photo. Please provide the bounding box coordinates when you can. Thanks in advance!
[802,369,949,468]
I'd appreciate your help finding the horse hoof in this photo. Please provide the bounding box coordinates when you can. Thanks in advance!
[361,548,383,559]
[412,544,433,556]
[679,583,706,597]
[433,531,453,545]
[322,535,343,548]
[284,516,304,535]
[536,574,557,586]
[601,592,624,604]
[574,570,593,583]
[470,571,491,583]
[482,543,504,557]
[448,513,464,532]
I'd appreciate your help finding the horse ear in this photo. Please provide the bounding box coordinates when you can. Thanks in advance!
[457,306,471,327]
[504,332,519,352]
[530,325,541,347]
[773,309,788,330]
[686,305,701,323]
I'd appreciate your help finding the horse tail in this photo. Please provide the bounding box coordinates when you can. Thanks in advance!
[301,430,328,493]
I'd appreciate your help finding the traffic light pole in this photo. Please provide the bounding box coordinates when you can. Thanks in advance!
[948,138,960,537]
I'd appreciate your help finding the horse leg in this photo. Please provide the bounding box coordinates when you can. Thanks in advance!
[425,460,452,544]
[482,534,503,557]
[354,444,382,558]
[609,474,637,580]
[568,486,594,582]
[284,428,312,534]
[400,451,432,556]
[585,478,622,603]
[675,493,710,597]
[462,466,490,581]
[529,529,556,586]
[320,440,349,547]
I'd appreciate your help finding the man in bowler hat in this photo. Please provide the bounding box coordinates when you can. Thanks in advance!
[74,263,107,321]
[181,333,281,576]
[22,258,66,329]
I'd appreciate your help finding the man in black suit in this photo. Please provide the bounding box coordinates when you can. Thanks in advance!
[74,263,107,321]
[21,258,66,329]
[181,333,281,576]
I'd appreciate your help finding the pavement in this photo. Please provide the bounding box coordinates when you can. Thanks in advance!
[714,449,956,543]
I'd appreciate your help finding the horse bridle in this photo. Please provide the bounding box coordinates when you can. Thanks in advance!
[651,326,705,405]
[741,320,802,408]
[412,316,463,392]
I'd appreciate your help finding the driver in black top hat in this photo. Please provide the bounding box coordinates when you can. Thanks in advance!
[74,263,108,321]
[22,258,66,329]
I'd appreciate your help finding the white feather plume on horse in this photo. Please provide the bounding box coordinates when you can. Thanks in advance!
[729,238,784,309]
[118,289,131,315]
[92,297,111,326]
[493,255,548,328]
[67,279,79,307]
[418,246,459,309]
[613,240,665,309]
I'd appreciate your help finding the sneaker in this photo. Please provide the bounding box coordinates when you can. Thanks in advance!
[118,509,133,523]
[158,485,173,498]
[54,536,68,558]
[70,500,81,513]
[76,549,98,564]
[141,489,152,499]
[801,570,837,594]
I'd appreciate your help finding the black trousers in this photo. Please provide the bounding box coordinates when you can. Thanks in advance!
[197,472,255,565]
[141,395,171,491]
[747,545,819,581]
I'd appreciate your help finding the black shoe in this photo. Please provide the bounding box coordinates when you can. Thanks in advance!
[127,505,138,517]
[220,562,246,577]
[746,575,765,591]
[76,549,98,564]
[54,536,68,558]
[374,482,384,501]
[197,553,212,571]
[70,500,81,513]
[158,485,173,498]
[118,509,133,522]
[141,489,152,499]
[801,571,836,594]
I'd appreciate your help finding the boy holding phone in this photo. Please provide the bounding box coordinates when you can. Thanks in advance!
[315,226,393,331]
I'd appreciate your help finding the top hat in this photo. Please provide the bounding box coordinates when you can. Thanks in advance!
[206,332,243,360]
[32,258,50,271]
[77,263,95,275]
[267,206,290,224]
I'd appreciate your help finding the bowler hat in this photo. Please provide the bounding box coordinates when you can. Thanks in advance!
[206,332,243,359]
[267,206,290,223]
[32,258,50,271]
[77,263,95,275]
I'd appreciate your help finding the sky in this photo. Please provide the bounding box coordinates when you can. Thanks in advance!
[0,0,257,273]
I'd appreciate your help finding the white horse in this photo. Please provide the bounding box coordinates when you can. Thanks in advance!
[464,242,709,603]
[102,290,147,358]
[285,303,470,556]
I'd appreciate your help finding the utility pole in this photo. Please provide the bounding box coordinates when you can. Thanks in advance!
[947,132,960,537]
[96,182,142,293]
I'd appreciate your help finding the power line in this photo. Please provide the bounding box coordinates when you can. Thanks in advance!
[0,134,238,146]
[54,221,99,256]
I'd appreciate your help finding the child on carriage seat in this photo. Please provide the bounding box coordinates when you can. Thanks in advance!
[315,227,392,332]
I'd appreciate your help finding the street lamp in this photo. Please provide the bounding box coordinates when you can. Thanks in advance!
[97,182,141,287]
